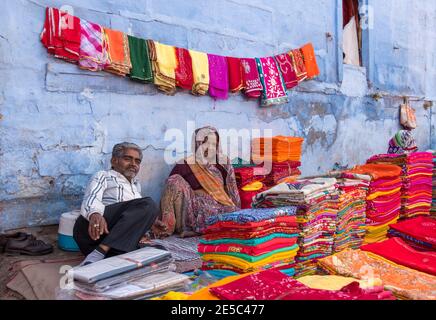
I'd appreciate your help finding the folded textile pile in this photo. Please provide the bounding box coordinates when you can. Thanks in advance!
[252,136,304,163]
[349,164,402,244]
[253,178,338,276]
[207,269,394,300]
[103,28,132,76]
[149,236,202,273]
[70,247,190,300]
[367,152,433,218]
[361,237,436,276]
[388,215,436,250]
[199,207,300,275]
[318,248,436,300]
[430,150,436,215]
[40,7,81,63]
[331,172,370,253]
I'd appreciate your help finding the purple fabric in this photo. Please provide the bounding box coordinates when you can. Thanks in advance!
[208,54,229,100]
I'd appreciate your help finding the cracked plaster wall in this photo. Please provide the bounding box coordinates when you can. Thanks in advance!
[0,0,435,230]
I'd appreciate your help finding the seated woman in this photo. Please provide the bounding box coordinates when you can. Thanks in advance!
[153,126,241,238]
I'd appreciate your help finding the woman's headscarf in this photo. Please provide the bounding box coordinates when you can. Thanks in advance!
[387,130,418,154]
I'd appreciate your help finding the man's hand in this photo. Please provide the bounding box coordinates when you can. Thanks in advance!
[88,213,109,241]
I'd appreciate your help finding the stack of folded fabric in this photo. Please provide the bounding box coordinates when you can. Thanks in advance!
[367,152,433,218]
[361,237,436,276]
[349,164,402,244]
[318,248,436,300]
[233,164,268,209]
[388,216,436,251]
[206,269,395,300]
[430,150,436,216]
[253,177,339,276]
[264,160,302,186]
[70,247,191,300]
[251,136,304,163]
[331,172,370,253]
[199,207,300,276]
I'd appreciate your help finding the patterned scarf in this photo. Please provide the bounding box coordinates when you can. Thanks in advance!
[256,57,289,107]
[79,20,110,71]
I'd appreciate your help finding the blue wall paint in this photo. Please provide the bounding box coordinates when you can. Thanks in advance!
[0,0,434,231]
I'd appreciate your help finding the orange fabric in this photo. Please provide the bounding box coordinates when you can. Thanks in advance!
[350,164,402,180]
[103,28,131,75]
[252,136,304,163]
[301,43,320,78]
[187,156,235,207]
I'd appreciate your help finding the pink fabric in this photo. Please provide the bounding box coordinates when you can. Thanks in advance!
[240,58,263,98]
[389,216,436,245]
[79,20,110,71]
[257,57,288,107]
[208,54,229,100]
[209,269,395,300]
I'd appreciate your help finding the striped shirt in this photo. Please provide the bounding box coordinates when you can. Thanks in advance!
[80,170,142,220]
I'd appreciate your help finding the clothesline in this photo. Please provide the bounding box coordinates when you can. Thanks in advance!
[40,7,320,107]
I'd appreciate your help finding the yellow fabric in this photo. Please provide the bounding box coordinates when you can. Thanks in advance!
[188,272,257,300]
[189,49,209,95]
[241,181,264,191]
[201,248,298,272]
[366,187,401,200]
[297,275,382,290]
[152,41,177,94]
[152,291,191,300]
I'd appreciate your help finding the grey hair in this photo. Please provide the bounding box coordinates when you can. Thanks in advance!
[112,142,143,160]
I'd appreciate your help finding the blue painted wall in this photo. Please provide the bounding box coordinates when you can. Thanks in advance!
[0,0,435,231]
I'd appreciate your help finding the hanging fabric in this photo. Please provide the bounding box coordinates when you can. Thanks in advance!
[149,40,177,95]
[274,52,298,89]
[256,57,289,107]
[208,54,229,100]
[189,50,209,96]
[240,58,263,99]
[175,47,194,90]
[227,57,244,93]
[103,28,132,76]
[127,35,153,82]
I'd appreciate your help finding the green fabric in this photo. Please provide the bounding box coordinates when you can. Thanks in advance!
[127,35,153,82]
[199,233,298,246]
[199,244,299,263]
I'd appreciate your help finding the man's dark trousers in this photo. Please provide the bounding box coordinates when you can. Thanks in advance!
[73,197,159,256]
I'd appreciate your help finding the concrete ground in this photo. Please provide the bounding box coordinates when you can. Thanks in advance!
[0,225,83,300]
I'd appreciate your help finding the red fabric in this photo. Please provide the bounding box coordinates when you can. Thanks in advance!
[227,57,244,92]
[361,237,436,276]
[205,216,297,233]
[203,227,299,240]
[40,7,81,62]
[238,188,266,209]
[274,53,298,89]
[240,58,263,98]
[198,237,298,256]
[175,47,194,90]
[389,216,436,246]
[234,166,268,188]
[209,269,395,300]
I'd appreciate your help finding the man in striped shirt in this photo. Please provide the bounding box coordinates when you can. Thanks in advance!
[73,142,159,266]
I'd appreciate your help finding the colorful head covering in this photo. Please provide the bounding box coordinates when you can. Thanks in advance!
[189,50,209,95]
[227,57,244,93]
[256,57,289,107]
[274,52,298,89]
[40,7,81,63]
[175,47,194,90]
[289,49,307,82]
[208,54,229,100]
[103,28,132,76]
[388,130,418,154]
[241,58,263,99]
[79,19,110,71]
[148,40,177,95]
[301,43,320,79]
[127,35,153,82]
